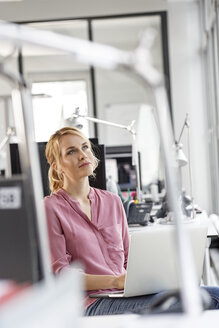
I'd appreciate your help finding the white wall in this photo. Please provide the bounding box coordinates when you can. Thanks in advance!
[168,1,212,212]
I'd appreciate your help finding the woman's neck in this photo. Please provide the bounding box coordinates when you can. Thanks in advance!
[62,178,90,202]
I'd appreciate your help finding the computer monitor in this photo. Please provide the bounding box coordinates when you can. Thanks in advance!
[89,140,107,191]
[10,143,50,196]
[105,145,142,192]
[10,140,106,196]
[0,175,43,283]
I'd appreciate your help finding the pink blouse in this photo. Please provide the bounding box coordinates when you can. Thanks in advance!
[44,187,130,309]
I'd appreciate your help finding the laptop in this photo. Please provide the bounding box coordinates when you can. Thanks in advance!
[89,220,208,298]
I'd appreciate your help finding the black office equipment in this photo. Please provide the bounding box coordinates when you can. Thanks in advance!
[10,140,107,196]
[10,143,50,196]
[123,200,153,226]
[0,176,42,283]
[89,142,107,191]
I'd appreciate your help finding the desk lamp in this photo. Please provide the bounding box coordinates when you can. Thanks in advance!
[67,107,142,202]
[175,113,195,219]
[175,113,189,169]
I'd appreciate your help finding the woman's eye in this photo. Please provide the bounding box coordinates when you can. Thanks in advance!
[67,149,75,155]
[82,145,89,150]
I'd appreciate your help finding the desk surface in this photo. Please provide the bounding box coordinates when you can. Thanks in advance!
[128,211,218,238]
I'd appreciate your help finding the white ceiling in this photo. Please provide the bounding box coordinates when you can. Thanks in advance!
[0,0,167,22]
[0,0,199,23]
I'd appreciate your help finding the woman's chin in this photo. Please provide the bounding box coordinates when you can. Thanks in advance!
[81,167,94,177]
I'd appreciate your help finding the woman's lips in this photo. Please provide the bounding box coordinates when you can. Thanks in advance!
[79,162,91,168]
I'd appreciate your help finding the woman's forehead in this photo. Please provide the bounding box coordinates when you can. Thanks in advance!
[59,133,87,148]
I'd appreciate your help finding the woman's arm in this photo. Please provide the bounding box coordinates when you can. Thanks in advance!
[44,198,72,273]
[84,273,126,291]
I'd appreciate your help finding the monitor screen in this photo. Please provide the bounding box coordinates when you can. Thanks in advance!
[105,145,142,191]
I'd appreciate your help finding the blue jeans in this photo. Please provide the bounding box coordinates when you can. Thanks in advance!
[85,286,219,316]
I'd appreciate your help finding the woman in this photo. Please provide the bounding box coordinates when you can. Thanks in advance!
[44,126,219,315]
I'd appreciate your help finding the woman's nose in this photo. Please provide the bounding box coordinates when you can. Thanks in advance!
[79,150,87,159]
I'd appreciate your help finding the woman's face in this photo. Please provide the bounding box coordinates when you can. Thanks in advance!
[58,134,95,182]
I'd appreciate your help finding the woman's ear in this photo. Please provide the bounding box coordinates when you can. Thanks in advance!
[52,162,63,175]
[52,162,58,172]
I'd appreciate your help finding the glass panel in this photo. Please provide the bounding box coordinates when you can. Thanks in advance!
[23,20,90,73]
[21,20,94,139]
[92,15,164,192]
[92,15,163,71]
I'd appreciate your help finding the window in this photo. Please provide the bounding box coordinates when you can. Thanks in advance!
[32,80,89,141]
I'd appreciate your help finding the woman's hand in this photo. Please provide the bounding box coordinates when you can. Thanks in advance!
[84,273,126,291]
[113,274,126,290]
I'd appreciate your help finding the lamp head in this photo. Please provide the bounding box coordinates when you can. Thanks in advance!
[69,115,83,129]
[176,143,188,167]
[67,108,84,129]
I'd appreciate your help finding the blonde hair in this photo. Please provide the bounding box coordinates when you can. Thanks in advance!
[45,126,99,194]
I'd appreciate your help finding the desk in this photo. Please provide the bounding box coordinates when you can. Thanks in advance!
[128,212,218,286]
[128,211,215,235]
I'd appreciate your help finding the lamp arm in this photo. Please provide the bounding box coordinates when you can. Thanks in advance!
[71,113,136,135]
[176,113,189,144]
[0,21,131,70]
[71,112,140,200]
[0,135,10,152]
[0,127,15,152]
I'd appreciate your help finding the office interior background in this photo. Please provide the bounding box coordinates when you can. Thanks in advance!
[0,0,217,213]
[1,0,219,326]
